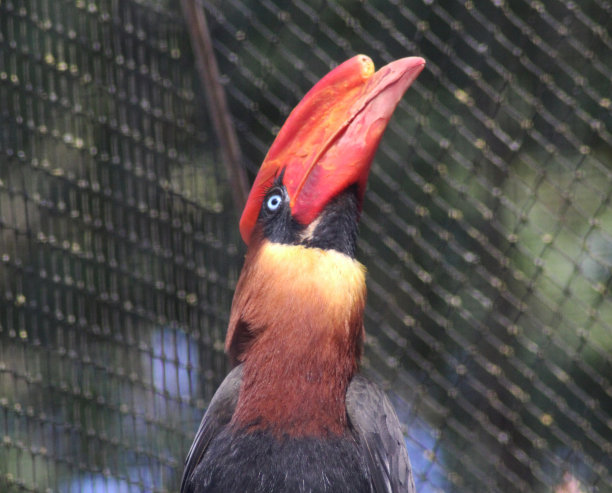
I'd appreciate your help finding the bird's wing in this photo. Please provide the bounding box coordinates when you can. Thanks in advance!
[180,364,243,493]
[346,374,415,493]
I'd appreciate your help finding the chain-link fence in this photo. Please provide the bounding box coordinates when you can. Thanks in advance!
[1,0,611,492]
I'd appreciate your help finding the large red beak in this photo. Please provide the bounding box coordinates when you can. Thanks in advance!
[239,54,426,245]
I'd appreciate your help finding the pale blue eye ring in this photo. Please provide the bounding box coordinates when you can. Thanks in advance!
[266,194,282,211]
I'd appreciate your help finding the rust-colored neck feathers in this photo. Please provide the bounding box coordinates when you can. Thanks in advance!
[226,236,366,437]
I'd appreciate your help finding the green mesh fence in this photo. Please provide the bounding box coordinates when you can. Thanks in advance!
[1,0,611,492]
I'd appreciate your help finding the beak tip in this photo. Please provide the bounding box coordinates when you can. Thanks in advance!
[393,56,426,77]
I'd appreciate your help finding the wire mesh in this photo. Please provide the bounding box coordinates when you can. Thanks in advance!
[1,0,611,492]
[0,0,239,491]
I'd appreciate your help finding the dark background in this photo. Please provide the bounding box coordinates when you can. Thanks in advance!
[0,0,611,491]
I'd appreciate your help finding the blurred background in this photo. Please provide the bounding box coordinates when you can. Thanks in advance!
[0,0,611,491]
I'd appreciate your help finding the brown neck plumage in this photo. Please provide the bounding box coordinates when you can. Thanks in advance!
[225,236,366,437]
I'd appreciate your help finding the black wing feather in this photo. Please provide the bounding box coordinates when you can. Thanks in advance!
[346,374,415,493]
[180,365,243,493]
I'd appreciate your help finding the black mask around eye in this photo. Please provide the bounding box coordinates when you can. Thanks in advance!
[258,184,304,245]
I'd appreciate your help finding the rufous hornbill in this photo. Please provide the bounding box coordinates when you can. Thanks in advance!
[181,54,425,493]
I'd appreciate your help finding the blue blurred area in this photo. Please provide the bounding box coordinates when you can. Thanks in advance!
[150,326,201,401]
[62,467,156,493]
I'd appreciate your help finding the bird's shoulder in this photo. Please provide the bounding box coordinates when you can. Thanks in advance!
[346,374,415,493]
[180,365,243,493]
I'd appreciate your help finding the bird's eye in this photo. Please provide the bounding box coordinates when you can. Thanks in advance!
[266,193,282,212]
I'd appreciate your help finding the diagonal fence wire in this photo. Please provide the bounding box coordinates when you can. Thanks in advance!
[0,0,610,492]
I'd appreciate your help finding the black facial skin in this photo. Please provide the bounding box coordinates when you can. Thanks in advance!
[258,177,360,258]
[258,183,304,245]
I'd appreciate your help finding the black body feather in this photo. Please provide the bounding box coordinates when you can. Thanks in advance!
[181,367,415,493]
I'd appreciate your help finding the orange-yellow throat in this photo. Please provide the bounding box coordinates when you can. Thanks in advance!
[227,239,367,437]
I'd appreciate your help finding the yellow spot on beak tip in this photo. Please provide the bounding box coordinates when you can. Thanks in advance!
[357,55,375,79]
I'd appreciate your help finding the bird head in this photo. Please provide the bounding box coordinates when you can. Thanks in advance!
[239,55,425,252]
[227,55,425,365]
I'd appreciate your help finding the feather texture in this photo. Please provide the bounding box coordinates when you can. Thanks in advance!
[347,375,416,493]
[226,239,366,437]
[181,368,415,493]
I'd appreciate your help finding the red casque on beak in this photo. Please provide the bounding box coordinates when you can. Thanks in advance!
[239,55,426,245]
